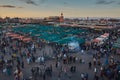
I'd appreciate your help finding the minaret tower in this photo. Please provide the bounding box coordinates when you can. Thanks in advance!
[60,13,64,22]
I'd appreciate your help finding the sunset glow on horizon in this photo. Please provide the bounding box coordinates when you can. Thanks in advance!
[0,0,120,18]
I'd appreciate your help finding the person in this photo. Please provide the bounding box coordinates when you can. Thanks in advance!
[70,66,73,73]
[89,61,92,69]
[21,61,24,68]
[55,61,58,68]
[31,68,35,77]
[64,67,67,76]
[100,66,104,78]
[19,71,23,80]
[94,74,99,80]
[79,58,82,63]
[81,50,84,54]
[14,69,20,80]
[3,68,7,75]
[81,73,84,80]
[43,73,46,80]
[94,67,97,74]
[84,73,88,80]
[41,56,45,64]
[50,65,52,76]
[73,66,76,72]
[93,58,96,66]
[27,58,30,64]
[32,55,35,63]
[36,67,39,76]
[6,65,12,76]
[97,59,101,66]
[14,74,19,80]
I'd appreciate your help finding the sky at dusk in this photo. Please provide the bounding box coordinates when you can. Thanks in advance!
[0,0,120,18]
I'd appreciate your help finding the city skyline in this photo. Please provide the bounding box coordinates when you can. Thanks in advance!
[0,0,120,18]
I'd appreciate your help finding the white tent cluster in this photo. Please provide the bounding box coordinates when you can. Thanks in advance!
[93,33,109,45]
[68,41,80,51]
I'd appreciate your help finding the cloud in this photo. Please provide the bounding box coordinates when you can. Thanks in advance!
[19,0,37,5]
[118,2,120,5]
[63,2,68,5]
[19,0,48,6]
[0,5,23,8]
[26,0,37,5]
[18,7,24,8]
[96,0,115,4]
[40,0,47,3]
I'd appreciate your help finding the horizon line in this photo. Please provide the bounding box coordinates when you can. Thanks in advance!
[0,16,120,19]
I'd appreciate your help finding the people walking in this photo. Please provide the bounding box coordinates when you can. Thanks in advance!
[88,61,92,69]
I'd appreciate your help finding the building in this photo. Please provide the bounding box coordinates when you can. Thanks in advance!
[44,13,64,23]
[0,17,5,23]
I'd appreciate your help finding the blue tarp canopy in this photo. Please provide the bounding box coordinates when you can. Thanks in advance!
[113,38,120,48]
[13,25,87,44]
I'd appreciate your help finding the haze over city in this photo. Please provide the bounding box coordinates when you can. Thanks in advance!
[0,0,120,18]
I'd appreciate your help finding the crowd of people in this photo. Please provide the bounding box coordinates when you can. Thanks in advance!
[0,27,120,80]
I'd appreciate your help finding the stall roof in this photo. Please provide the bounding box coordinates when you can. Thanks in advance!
[113,38,120,48]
